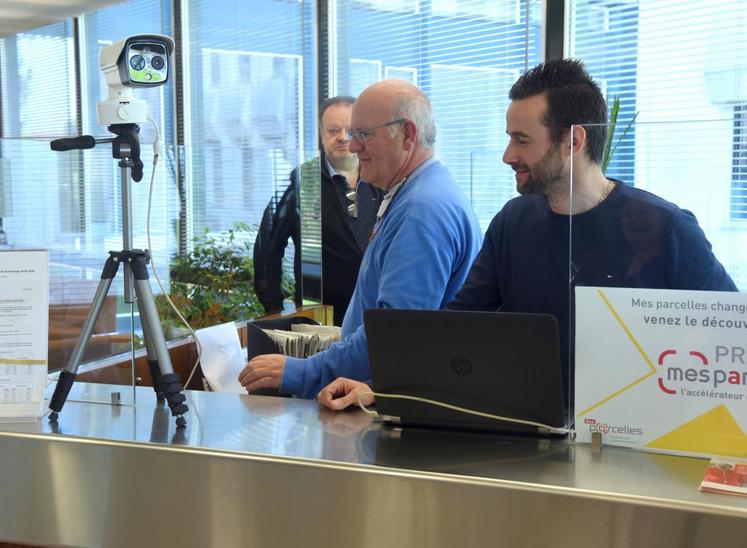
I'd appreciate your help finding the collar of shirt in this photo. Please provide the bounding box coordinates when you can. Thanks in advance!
[325,157,358,189]
[324,157,338,178]
[375,156,437,221]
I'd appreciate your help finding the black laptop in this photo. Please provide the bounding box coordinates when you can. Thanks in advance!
[363,309,567,435]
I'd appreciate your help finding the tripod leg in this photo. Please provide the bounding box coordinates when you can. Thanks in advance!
[138,307,165,402]
[49,254,120,421]
[130,253,188,427]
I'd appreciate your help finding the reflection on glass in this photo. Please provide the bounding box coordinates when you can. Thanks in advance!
[570,120,745,422]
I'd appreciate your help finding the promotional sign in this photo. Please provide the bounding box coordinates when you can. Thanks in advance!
[0,250,49,420]
[575,287,747,458]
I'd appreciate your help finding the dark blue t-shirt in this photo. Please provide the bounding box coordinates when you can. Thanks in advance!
[449,180,738,395]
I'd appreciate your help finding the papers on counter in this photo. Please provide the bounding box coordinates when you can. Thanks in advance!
[261,324,342,359]
[195,322,245,393]
[0,250,49,420]
[197,322,342,393]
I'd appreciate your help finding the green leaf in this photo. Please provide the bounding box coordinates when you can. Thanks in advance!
[603,95,639,175]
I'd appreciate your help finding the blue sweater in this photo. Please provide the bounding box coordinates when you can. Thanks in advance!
[448,180,737,394]
[282,159,483,398]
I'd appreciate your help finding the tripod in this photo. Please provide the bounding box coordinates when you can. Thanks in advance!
[49,124,188,427]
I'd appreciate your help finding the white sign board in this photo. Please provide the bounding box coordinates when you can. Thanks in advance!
[0,250,49,420]
[575,287,747,458]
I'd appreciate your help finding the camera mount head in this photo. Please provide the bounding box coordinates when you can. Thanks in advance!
[97,34,174,126]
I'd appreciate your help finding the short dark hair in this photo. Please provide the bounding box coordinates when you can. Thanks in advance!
[319,95,355,123]
[509,59,607,165]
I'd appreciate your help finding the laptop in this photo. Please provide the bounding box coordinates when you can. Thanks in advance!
[363,309,567,435]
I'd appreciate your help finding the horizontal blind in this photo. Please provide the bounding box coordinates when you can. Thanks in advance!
[569,0,747,288]
[0,21,76,138]
[184,0,315,237]
[334,0,543,231]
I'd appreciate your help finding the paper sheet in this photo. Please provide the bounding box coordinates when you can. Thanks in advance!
[195,322,245,393]
[0,250,49,420]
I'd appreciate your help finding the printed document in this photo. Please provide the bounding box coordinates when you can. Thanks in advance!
[0,250,49,420]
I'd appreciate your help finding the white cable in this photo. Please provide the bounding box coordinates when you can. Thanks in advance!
[145,114,203,391]
[357,391,569,435]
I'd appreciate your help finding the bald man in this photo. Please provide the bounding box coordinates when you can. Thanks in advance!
[240,79,482,398]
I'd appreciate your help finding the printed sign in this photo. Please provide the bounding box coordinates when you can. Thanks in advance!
[575,287,747,458]
[0,250,49,420]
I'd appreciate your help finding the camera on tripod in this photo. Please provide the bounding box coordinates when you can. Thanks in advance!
[48,34,188,428]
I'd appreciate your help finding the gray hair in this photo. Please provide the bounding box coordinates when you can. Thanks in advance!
[389,84,437,148]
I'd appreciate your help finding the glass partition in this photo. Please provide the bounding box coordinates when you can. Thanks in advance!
[571,120,747,458]
[299,148,323,308]
[0,137,143,407]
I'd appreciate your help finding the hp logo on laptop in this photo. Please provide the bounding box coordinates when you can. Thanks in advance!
[450,356,472,376]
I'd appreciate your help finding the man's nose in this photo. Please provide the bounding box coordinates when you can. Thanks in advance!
[502,143,516,165]
[349,137,362,153]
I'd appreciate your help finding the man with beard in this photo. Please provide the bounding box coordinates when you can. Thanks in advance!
[317,58,737,411]
[253,96,384,326]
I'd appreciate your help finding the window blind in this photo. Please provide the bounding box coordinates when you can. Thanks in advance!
[569,0,747,287]
[332,0,543,231]
[183,0,316,238]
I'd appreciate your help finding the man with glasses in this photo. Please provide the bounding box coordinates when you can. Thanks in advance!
[253,96,385,326]
[241,79,482,398]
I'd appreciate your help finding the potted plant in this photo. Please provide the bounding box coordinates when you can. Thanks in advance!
[156,223,293,337]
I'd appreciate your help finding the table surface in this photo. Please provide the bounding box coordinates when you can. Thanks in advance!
[0,382,745,519]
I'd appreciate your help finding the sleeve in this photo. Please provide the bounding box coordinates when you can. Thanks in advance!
[448,219,502,311]
[668,209,738,291]
[281,216,465,398]
[252,171,300,313]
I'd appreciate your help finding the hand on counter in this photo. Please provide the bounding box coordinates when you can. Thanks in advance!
[317,377,374,411]
[238,354,287,392]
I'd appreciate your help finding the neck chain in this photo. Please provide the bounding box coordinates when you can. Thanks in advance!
[599,180,614,204]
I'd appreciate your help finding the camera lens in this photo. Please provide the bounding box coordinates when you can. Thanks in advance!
[151,56,165,70]
[130,55,146,71]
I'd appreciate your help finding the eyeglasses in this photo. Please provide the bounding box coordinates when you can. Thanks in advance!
[346,118,405,144]
[345,188,358,218]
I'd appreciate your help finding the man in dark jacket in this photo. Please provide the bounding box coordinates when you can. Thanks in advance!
[253,96,384,325]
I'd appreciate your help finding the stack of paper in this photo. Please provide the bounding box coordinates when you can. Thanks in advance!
[261,324,342,359]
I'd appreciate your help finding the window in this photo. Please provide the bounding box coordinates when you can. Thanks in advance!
[733,104,747,220]
[183,0,316,239]
[334,0,543,230]
[569,0,747,288]
[0,21,82,301]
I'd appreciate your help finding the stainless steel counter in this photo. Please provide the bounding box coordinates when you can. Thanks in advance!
[0,384,745,547]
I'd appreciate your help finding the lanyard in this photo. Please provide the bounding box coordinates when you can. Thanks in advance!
[370,178,406,241]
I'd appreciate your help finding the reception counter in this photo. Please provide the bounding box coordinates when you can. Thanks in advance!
[0,384,745,547]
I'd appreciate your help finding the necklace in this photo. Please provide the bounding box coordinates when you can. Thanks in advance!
[599,180,614,204]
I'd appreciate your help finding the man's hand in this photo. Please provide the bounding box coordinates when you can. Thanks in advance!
[238,354,287,392]
[317,377,374,411]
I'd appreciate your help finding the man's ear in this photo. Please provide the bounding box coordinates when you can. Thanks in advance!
[568,125,587,158]
[402,119,417,150]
